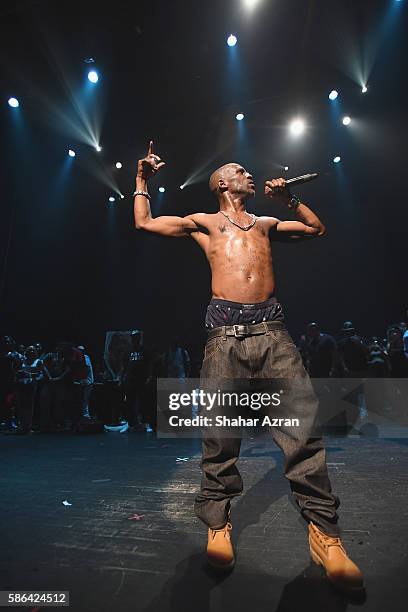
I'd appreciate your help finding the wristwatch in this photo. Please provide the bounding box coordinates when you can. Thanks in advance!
[288,194,301,210]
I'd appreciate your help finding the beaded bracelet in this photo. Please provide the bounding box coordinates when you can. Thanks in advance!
[133,190,151,200]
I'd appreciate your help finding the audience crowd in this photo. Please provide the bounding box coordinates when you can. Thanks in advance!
[0,319,407,436]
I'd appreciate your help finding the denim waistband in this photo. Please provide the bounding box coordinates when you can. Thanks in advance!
[205,296,284,331]
[209,296,277,310]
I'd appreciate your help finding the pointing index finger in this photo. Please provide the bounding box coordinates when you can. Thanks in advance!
[148,140,154,156]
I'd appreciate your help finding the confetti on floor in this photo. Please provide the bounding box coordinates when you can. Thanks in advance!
[128,513,145,521]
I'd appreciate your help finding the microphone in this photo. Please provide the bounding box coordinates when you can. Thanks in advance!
[285,173,318,187]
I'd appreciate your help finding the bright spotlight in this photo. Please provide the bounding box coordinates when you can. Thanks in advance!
[180,185,185,190]
[333,156,341,163]
[328,90,339,101]
[227,34,237,47]
[115,162,122,169]
[243,0,261,8]
[236,113,244,121]
[284,166,289,171]
[342,116,351,126]
[158,186,165,193]
[120,194,125,199]
[289,119,305,136]
[95,145,102,152]
[361,85,368,93]
[108,196,115,202]
[88,70,99,83]
[68,149,76,157]
[8,97,19,108]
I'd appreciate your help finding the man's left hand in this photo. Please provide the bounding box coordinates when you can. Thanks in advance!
[264,178,291,200]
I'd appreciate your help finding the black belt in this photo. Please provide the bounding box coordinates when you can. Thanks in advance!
[207,320,285,340]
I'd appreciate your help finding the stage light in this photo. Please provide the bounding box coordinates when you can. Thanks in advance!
[68,149,76,157]
[328,90,339,101]
[120,194,125,199]
[95,144,102,152]
[8,97,19,108]
[115,162,122,169]
[236,113,244,121]
[108,196,115,202]
[243,0,261,8]
[180,185,185,190]
[158,186,165,193]
[342,116,351,126]
[227,34,237,47]
[88,70,99,83]
[289,119,305,136]
[361,85,368,93]
[333,156,341,163]
[284,166,289,171]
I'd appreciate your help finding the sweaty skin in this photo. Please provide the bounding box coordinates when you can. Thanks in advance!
[134,144,326,303]
[187,212,275,302]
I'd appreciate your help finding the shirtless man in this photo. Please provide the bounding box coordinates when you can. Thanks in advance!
[134,141,364,595]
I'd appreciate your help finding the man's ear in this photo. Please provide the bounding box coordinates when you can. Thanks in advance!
[218,178,228,193]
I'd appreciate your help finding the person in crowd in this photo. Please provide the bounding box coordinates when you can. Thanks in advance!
[14,346,43,434]
[366,337,390,378]
[337,321,368,377]
[105,332,129,383]
[40,344,71,431]
[58,343,88,429]
[92,358,119,425]
[161,336,191,379]
[404,327,408,360]
[299,322,337,377]
[364,336,392,420]
[0,336,21,430]
[143,346,166,434]
[31,342,45,431]
[336,321,370,431]
[122,330,148,431]
[77,345,94,419]
[387,325,408,377]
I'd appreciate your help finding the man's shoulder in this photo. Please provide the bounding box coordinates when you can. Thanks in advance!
[187,212,218,223]
[257,215,279,225]
[186,212,220,233]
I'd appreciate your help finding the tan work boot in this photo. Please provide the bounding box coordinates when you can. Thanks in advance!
[309,522,364,594]
[207,520,235,571]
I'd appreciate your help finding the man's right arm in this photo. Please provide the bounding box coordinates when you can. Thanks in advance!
[134,141,197,237]
[134,176,197,237]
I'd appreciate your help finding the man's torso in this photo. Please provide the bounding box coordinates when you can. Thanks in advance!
[190,213,276,303]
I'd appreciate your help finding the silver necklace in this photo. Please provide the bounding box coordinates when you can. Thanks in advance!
[219,210,257,231]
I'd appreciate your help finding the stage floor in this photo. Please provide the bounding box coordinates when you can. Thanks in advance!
[1,429,407,612]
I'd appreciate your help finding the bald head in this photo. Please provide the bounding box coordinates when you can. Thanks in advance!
[208,162,256,203]
[208,163,238,196]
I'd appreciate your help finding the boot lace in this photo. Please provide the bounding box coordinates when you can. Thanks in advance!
[210,522,232,540]
[311,523,344,550]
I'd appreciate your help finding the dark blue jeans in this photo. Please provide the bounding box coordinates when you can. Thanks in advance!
[195,299,340,537]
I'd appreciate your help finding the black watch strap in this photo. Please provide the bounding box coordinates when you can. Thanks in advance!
[288,194,301,210]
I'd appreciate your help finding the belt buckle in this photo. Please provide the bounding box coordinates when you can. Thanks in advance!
[233,324,246,338]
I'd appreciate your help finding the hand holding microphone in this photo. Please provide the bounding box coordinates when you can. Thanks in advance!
[264,173,318,199]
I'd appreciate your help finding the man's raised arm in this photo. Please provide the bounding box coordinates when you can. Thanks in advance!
[264,178,326,240]
[134,141,197,237]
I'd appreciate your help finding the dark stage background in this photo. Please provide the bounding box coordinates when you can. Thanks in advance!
[0,0,407,357]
